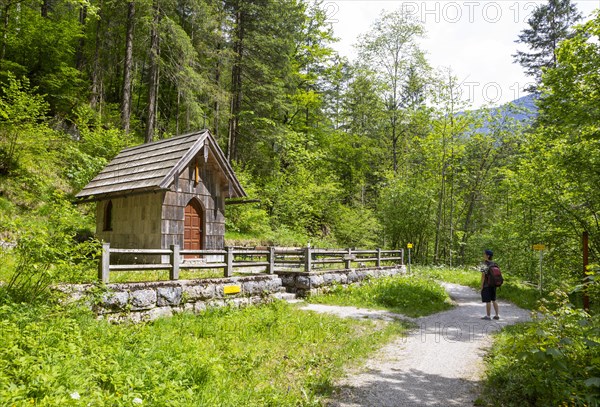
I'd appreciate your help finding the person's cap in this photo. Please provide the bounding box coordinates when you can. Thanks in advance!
[485,249,493,257]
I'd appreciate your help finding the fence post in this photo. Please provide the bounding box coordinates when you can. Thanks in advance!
[401,248,405,265]
[170,244,180,280]
[267,246,275,275]
[304,245,312,273]
[376,248,381,267]
[99,242,110,283]
[344,248,352,269]
[225,246,234,277]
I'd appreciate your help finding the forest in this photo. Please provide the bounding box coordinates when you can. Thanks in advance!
[0,0,597,287]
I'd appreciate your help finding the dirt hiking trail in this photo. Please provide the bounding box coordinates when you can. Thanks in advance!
[302,282,531,407]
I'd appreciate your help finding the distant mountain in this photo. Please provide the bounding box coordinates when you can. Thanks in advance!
[471,93,538,134]
[500,93,538,121]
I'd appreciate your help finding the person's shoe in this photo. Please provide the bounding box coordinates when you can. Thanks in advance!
[493,316,500,320]
[481,316,491,320]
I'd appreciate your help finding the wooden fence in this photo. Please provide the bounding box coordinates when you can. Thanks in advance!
[99,243,404,283]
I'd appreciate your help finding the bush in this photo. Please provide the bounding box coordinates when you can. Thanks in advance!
[332,205,381,248]
[482,290,600,406]
[3,193,99,303]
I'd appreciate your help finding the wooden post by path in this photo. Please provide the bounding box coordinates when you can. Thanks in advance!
[170,244,180,280]
[99,242,110,283]
[225,246,234,277]
[304,245,312,273]
[267,246,275,274]
[344,248,352,269]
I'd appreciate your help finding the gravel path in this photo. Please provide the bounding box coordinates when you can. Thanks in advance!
[302,283,531,407]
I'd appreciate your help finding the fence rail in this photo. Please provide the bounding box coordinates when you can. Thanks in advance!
[98,243,404,283]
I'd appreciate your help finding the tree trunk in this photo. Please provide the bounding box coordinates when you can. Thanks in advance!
[459,148,493,263]
[90,1,104,108]
[41,0,50,18]
[121,1,135,133]
[434,166,445,264]
[0,3,12,66]
[145,1,160,143]
[391,117,398,173]
[75,5,87,71]
[227,4,244,161]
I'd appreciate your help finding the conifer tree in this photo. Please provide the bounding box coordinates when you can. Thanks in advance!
[513,0,581,90]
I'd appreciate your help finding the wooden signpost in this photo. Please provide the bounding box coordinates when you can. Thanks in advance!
[407,243,413,274]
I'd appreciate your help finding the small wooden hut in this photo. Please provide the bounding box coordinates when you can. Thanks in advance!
[76,130,246,260]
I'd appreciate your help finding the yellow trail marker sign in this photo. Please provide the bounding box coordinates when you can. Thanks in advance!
[532,244,546,251]
[224,285,241,295]
[407,243,413,249]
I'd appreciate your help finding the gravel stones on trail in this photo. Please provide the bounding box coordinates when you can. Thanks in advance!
[306,283,531,407]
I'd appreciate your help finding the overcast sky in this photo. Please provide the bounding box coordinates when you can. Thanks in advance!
[326,0,600,108]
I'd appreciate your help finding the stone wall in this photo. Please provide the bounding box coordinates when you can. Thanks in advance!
[60,274,284,323]
[278,265,406,297]
[59,265,406,323]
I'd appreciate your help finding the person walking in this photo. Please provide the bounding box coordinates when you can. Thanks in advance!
[480,249,500,320]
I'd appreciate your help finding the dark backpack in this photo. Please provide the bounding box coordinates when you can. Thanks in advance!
[487,264,504,287]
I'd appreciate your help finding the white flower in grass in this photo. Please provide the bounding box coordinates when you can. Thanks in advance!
[132,398,143,404]
[70,392,81,400]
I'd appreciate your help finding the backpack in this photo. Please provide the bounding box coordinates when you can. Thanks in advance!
[487,263,504,287]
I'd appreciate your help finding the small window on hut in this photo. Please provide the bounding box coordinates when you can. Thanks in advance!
[103,200,113,231]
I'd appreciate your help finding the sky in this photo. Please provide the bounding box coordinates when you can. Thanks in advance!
[326,0,600,108]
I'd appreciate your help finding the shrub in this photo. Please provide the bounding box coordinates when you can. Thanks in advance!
[3,193,99,303]
[482,289,600,406]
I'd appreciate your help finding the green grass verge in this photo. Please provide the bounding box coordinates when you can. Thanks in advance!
[307,274,454,317]
[416,266,541,310]
[0,300,406,406]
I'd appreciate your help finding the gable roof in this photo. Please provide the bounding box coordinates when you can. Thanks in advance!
[76,129,246,202]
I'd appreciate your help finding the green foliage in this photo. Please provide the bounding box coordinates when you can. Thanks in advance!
[0,301,406,406]
[331,205,381,248]
[482,290,600,406]
[0,75,49,174]
[378,174,434,254]
[3,194,99,303]
[308,274,453,317]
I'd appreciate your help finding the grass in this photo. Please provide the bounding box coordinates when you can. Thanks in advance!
[0,249,14,283]
[307,274,454,317]
[416,265,541,310]
[0,300,407,406]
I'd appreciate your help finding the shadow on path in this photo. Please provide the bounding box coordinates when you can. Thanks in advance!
[330,368,479,407]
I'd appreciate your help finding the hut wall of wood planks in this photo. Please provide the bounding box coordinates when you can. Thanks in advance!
[77,130,246,264]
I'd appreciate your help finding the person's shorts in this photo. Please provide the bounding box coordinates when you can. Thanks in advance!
[481,286,497,303]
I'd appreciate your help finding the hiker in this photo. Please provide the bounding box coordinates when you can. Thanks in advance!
[480,249,500,320]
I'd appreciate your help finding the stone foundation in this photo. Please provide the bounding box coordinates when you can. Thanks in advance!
[278,265,406,297]
[58,274,284,323]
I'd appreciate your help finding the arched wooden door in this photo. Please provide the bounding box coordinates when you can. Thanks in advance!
[184,199,203,257]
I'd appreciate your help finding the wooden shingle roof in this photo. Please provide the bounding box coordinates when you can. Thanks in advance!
[76,129,246,202]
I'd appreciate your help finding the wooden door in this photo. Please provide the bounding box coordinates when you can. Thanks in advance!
[184,200,203,257]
